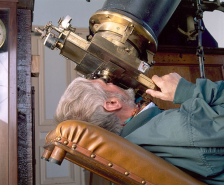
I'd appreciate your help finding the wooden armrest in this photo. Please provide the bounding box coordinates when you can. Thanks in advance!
[42,120,206,185]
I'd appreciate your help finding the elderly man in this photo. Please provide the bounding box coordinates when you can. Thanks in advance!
[55,73,224,185]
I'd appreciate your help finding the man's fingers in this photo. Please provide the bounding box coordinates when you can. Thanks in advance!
[146,89,164,99]
[151,75,163,88]
[146,73,181,102]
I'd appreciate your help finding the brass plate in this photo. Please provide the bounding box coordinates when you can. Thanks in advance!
[89,11,157,53]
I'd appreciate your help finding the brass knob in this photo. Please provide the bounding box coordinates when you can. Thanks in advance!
[91,154,96,158]
[124,171,129,176]
[108,163,113,167]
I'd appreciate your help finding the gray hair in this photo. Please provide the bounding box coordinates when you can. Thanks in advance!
[54,77,135,134]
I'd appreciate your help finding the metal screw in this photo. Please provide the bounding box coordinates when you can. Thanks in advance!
[91,154,96,158]
[108,163,113,167]
[124,171,129,176]
[88,35,93,40]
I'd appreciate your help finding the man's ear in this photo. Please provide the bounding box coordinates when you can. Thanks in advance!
[103,97,122,112]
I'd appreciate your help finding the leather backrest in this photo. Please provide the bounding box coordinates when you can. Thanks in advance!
[45,120,206,185]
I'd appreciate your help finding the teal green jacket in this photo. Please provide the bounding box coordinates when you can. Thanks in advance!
[120,78,224,185]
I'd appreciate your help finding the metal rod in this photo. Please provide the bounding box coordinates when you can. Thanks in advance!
[199,56,205,78]
[196,0,205,78]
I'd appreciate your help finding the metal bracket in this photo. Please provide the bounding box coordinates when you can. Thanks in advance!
[146,50,155,66]
[120,23,134,44]
[60,15,72,30]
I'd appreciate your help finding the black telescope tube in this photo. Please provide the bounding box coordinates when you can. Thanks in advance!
[98,0,181,40]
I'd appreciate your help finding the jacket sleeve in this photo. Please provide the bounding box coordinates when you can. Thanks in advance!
[173,78,224,147]
[173,77,224,106]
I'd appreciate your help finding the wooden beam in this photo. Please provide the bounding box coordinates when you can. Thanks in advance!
[17,0,34,10]
[0,0,18,2]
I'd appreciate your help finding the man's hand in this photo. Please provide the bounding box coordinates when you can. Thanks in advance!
[146,73,182,102]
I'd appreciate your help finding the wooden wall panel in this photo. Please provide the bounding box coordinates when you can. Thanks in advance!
[8,3,18,185]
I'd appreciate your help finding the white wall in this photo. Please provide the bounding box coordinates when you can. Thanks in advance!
[33,0,105,27]
[204,10,224,47]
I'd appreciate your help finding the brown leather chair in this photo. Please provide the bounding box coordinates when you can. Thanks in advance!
[41,120,206,185]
